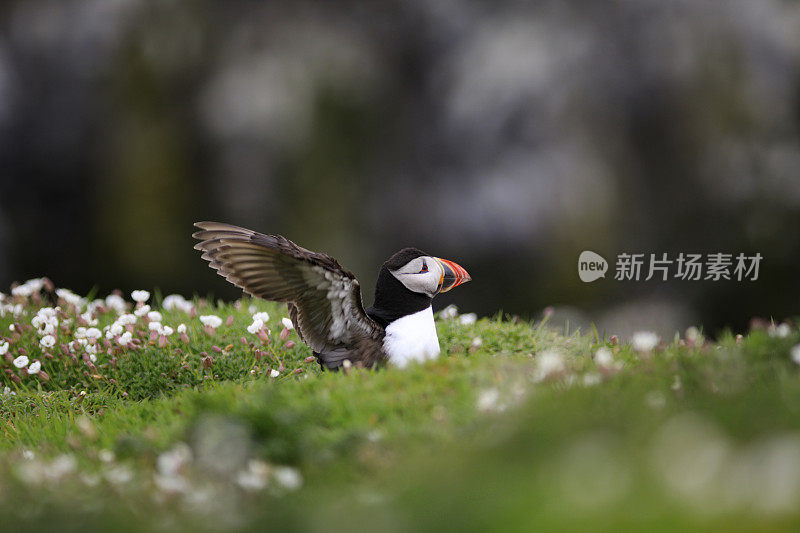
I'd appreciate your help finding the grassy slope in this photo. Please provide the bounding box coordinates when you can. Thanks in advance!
[1,292,800,532]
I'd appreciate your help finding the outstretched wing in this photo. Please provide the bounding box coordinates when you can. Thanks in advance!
[192,222,384,366]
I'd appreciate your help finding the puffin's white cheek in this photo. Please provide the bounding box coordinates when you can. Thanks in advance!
[425,272,440,294]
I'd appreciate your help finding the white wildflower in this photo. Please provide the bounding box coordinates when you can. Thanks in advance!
[0,341,8,355]
[594,346,615,367]
[80,311,98,326]
[118,313,137,325]
[98,449,115,463]
[105,294,127,313]
[199,315,222,328]
[157,443,192,477]
[281,317,294,330]
[13,355,29,369]
[270,369,280,378]
[3,386,13,395]
[177,323,187,334]
[439,304,458,320]
[39,335,55,349]
[791,344,800,365]
[85,299,104,315]
[105,465,133,486]
[85,344,98,361]
[32,311,58,336]
[769,323,792,339]
[147,311,163,322]
[49,454,77,480]
[162,325,174,336]
[247,318,264,335]
[272,466,303,491]
[632,331,660,352]
[56,288,85,308]
[134,304,150,317]
[252,311,270,323]
[27,361,41,375]
[163,294,193,313]
[471,336,483,348]
[458,313,477,325]
[85,327,102,341]
[685,326,703,344]
[75,327,87,339]
[118,331,133,346]
[11,278,43,297]
[533,349,565,382]
[131,290,150,303]
[236,460,270,491]
[106,322,124,338]
[477,388,502,412]
[148,321,163,332]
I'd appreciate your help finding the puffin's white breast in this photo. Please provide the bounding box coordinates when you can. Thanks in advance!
[383,306,440,368]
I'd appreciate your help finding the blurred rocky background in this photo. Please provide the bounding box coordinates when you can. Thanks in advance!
[1,0,799,338]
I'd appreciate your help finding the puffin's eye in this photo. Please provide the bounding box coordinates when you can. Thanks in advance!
[419,260,428,273]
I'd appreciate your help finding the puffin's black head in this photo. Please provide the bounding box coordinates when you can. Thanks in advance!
[369,247,471,325]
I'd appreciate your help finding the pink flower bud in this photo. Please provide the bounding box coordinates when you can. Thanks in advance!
[180,332,190,343]
[304,356,316,363]
[202,355,213,369]
[226,315,234,326]
[257,330,270,343]
[285,341,295,349]
[280,328,290,342]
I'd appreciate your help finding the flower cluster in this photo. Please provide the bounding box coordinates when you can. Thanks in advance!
[1,278,335,394]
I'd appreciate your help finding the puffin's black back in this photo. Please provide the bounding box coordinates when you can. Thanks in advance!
[366,248,433,327]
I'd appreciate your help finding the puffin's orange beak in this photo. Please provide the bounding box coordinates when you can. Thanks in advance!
[434,257,471,293]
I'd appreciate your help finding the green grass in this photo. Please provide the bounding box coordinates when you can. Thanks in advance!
[1,285,800,531]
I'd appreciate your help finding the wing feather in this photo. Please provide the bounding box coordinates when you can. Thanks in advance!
[193,222,383,360]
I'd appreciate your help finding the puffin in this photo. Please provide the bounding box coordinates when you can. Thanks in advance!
[192,222,471,370]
